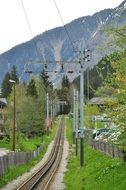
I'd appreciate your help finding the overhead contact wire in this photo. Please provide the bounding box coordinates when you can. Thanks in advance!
[20,0,44,81]
[53,0,77,53]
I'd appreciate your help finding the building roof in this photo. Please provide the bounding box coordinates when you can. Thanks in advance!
[88,97,113,105]
[0,98,7,106]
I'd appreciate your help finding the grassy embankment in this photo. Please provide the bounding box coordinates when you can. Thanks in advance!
[0,135,43,151]
[0,117,60,188]
[64,116,126,190]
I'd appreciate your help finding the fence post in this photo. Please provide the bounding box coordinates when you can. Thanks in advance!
[122,149,126,162]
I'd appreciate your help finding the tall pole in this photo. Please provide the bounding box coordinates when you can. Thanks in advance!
[54,101,56,117]
[9,80,16,152]
[73,89,76,144]
[75,90,78,156]
[46,93,49,134]
[80,46,84,166]
[79,48,90,166]
[62,103,63,114]
[87,65,90,127]
[50,100,53,128]
[13,83,16,152]
[52,101,55,118]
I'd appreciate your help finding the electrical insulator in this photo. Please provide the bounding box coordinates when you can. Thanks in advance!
[87,54,90,61]
[68,71,74,74]
[61,64,63,70]
[84,49,90,53]
[25,70,33,74]
[45,63,47,69]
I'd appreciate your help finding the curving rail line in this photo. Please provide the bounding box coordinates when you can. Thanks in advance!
[16,116,65,190]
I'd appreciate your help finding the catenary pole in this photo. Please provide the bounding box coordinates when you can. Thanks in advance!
[73,88,76,144]
[75,90,79,156]
[46,93,49,134]
[80,45,84,166]
[50,100,53,128]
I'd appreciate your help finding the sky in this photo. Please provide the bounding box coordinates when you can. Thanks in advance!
[0,0,123,54]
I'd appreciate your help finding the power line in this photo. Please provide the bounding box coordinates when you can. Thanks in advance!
[20,0,34,38]
[19,0,44,81]
[53,0,77,52]
[20,0,79,82]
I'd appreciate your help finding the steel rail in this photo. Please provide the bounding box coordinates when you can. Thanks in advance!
[16,116,65,190]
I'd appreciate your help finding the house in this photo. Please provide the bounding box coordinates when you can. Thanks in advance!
[0,98,7,109]
[0,98,7,138]
[88,97,117,108]
[89,97,107,106]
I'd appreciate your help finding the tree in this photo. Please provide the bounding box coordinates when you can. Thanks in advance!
[62,75,70,89]
[40,69,52,91]
[1,65,19,98]
[26,78,38,98]
[6,83,46,141]
[105,25,126,49]
[57,75,71,114]
[1,72,12,98]
[110,58,126,116]
[10,65,19,83]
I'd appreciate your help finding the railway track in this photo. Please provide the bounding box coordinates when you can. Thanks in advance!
[16,116,65,190]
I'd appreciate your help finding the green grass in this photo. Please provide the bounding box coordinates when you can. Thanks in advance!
[0,138,11,149]
[0,118,60,151]
[0,117,60,189]
[84,105,105,129]
[0,133,51,152]
[0,135,42,151]
[64,116,126,190]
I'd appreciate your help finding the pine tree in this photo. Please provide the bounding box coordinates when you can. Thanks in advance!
[57,75,71,114]
[1,65,19,98]
[62,75,70,89]
[26,79,38,98]
[40,70,52,91]
[1,72,12,98]
[10,65,19,83]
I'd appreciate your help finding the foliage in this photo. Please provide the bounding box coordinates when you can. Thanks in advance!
[73,54,115,99]
[62,75,70,89]
[84,105,104,128]
[64,116,126,190]
[106,57,126,143]
[0,118,60,188]
[1,72,12,98]
[95,86,115,97]
[5,82,46,148]
[0,137,11,149]
[1,66,19,98]
[10,65,19,83]
[26,78,38,98]
[39,69,53,92]
[57,75,71,114]
[97,25,126,145]
[105,25,126,49]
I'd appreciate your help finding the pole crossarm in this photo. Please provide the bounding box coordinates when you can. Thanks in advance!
[28,60,79,64]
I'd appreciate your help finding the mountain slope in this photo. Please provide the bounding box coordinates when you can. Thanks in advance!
[0,1,126,85]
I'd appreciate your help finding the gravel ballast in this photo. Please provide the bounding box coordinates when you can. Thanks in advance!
[49,137,69,190]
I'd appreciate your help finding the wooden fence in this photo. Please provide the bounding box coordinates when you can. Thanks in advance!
[0,144,44,177]
[92,140,126,162]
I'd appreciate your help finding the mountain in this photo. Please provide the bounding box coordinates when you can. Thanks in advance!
[0,0,126,85]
